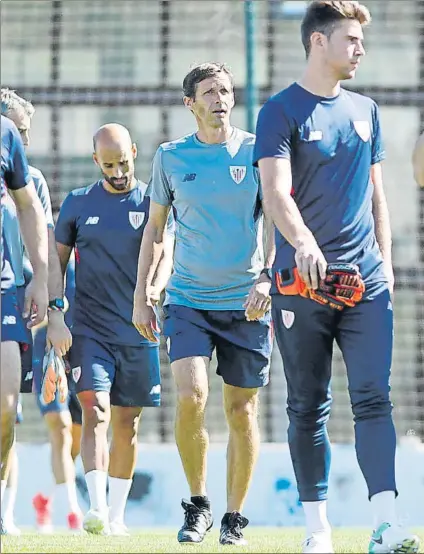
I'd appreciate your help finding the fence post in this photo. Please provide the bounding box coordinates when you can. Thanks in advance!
[244,0,258,133]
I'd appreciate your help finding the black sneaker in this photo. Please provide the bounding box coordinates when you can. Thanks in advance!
[219,511,249,546]
[177,499,213,543]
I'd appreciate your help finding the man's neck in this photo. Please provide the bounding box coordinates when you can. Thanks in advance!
[102,176,137,195]
[298,63,341,98]
[195,125,234,145]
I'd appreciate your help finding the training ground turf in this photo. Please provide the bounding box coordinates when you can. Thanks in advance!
[2,527,423,553]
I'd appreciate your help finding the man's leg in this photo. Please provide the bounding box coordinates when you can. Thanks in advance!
[212,310,270,545]
[31,329,82,532]
[3,444,19,535]
[1,341,21,493]
[68,392,82,461]
[108,406,142,534]
[163,305,214,544]
[223,385,259,527]
[44,410,82,527]
[337,290,420,553]
[272,295,336,553]
[71,336,115,535]
[107,343,160,535]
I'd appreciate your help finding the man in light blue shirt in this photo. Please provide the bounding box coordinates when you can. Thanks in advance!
[133,62,275,546]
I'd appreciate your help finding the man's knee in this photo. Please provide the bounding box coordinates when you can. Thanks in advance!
[224,386,259,432]
[45,411,73,444]
[173,357,209,415]
[351,389,392,422]
[0,341,21,405]
[111,407,142,443]
[78,391,111,429]
[287,398,332,430]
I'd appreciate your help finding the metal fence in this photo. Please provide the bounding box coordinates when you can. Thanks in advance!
[1,0,423,444]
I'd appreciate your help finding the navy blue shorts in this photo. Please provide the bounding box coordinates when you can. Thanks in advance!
[69,335,161,408]
[32,326,82,425]
[16,286,34,392]
[163,305,272,388]
[1,291,28,344]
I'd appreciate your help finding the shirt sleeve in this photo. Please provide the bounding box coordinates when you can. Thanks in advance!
[149,147,173,206]
[4,124,32,190]
[34,171,54,227]
[55,193,77,247]
[371,102,386,165]
[253,100,294,166]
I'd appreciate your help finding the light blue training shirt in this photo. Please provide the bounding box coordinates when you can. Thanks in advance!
[2,165,54,286]
[150,127,264,310]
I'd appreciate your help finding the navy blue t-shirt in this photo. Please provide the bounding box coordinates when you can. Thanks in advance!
[253,83,387,298]
[1,115,32,293]
[55,180,164,346]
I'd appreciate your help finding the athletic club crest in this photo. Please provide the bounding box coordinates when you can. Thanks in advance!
[72,366,81,383]
[281,309,295,329]
[129,211,145,230]
[229,166,247,184]
[353,121,371,142]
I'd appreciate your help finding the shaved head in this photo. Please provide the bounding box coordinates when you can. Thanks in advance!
[93,123,137,192]
[93,123,132,152]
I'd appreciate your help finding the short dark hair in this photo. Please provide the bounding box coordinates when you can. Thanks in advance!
[301,1,371,57]
[182,62,234,99]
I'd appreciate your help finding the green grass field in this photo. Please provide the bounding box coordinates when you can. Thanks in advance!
[2,528,423,554]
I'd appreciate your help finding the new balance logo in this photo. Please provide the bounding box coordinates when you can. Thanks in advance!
[85,216,99,225]
[183,173,196,182]
[24,371,33,381]
[150,384,161,395]
[2,315,16,325]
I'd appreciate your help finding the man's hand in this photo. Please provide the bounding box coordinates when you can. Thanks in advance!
[23,274,48,328]
[244,274,272,321]
[147,285,161,306]
[295,239,327,290]
[133,289,160,343]
[46,311,73,357]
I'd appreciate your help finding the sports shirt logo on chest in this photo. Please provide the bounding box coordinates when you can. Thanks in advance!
[129,211,145,230]
[229,166,247,184]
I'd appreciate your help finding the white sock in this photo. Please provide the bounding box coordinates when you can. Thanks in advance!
[302,500,331,537]
[108,477,132,524]
[85,470,108,512]
[55,481,81,515]
[1,480,6,503]
[3,485,17,523]
[370,490,397,529]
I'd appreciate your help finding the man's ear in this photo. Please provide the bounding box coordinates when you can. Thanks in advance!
[183,95,194,112]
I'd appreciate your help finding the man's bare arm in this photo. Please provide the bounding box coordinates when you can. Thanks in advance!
[135,202,170,302]
[258,157,326,289]
[413,132,424,187]
[151,231,174,296]
[55,242,73,278]
[262,197,276,269]
[11,185,48,280]
[11,184,48,324]
[371,163,394,293]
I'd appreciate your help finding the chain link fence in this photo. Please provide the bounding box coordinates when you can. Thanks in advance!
[1,0,423,444]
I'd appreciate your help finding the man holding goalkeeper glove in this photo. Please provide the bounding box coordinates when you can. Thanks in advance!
[254,1,419,553]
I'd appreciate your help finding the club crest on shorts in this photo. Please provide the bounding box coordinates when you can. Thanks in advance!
[281,309,295,329]
[129,211,145,230]
[229,166,247,184]
[353,121,371,142]
[72,366,81,383]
